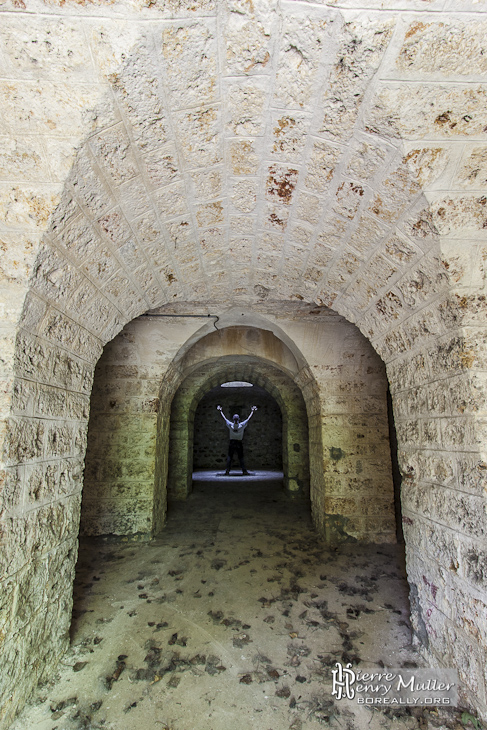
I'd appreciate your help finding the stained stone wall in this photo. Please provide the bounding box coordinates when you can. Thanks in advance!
[1,0,487,725]
[81,314,394,540]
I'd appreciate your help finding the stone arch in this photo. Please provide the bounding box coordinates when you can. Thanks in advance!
[1,4,487,725]
[165,354,311,504]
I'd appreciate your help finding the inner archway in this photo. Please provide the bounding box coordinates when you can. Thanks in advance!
[165,350,311,507]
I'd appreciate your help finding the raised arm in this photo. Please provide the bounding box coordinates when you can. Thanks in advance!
[240,405,257,427]
[216,405,232,427]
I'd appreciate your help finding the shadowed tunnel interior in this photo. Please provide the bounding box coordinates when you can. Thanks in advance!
[2,4,487,726]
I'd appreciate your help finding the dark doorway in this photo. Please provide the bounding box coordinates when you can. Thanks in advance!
[192,383,283,473]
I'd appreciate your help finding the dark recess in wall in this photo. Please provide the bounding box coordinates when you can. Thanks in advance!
[193,384,283,471]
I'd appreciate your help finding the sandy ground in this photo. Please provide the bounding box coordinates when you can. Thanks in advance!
[11,475,469,730]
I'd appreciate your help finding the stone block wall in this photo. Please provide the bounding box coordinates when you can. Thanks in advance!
[1,1,486,725]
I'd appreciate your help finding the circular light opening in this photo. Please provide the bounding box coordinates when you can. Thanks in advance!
[220,381,254,388]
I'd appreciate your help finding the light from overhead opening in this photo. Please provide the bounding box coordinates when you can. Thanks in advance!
[220,381,254,388]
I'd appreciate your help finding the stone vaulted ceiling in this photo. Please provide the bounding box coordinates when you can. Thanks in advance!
[1,0,486,374]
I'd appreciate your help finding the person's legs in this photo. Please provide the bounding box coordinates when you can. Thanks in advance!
[236,442,248,474]
[225,441,237,474]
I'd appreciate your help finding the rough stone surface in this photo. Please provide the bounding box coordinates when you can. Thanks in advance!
[0,2,486,727]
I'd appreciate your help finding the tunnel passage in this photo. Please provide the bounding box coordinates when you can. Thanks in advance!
[193,383,283,474]
[165,353,310,508]
[2,4,487,725]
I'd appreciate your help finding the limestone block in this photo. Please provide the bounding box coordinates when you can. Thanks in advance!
[224,79,267,137]
[165,217,194,248]
[200,226,225,260]
[229,236,253,264]
[375,288,406,324]
[430,195,487,235]
[347,214,386,256]
[458,539,487,592]
[274,15,327,109]
[452,584,487,646]
[81,498,152,535]
[1,467,23,512]
[71,150,114,219]
[0,635,29,728]
[366,83,487,140]
[442,417,478,451]
[333,181,365,220]
[190,167,223,201]
[135,213,163,245]
[97,207,132,248]
[270,113,310,163]
[112,58,169,151]
[265,203,289,231]
[3,417,44,465]
[456,147,487,189]
[0,184,60,232]
[395,257,448,309]
[118,176,151,220]
[384,232,418,264]
[1,16,94,78]
[457,455,487,496]
[319,18,395,140]
[42,137,80,183]
[224,4,275,76]
[232,179,257,213]
[131,0,216,17]
[0,232,38,286]
[103,273,146,316]
[55,215,96,261]
[90,125,139,186]
[141,143,181,189]
[304,140,340,192]
[154,181,189,219]
[117,239,145,272]
[325,249,361,291]
[303,247,330,283]
[174,106,222,168]
[0,80,101,137]
[370,165,421,224]
[196,201,224,229]
[396,20,487,76]
[81,243,119,285]
[403,147,449,189]
[346,140,387,181]
[229,216,254,236]
[400,204,439,242]
[31,244,83,305]
[445,623,485,702]
[229,139,260,176]
[161,21,218,109]
[289,224,312,248]
[132,266,161,303]
[266,164,298,206]
[0,136,51,183]
[296,192,323,225]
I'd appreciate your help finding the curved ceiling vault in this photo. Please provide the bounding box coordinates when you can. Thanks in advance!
[5,0,484,378]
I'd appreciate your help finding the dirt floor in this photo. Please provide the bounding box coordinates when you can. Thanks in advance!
[11,475,471,730]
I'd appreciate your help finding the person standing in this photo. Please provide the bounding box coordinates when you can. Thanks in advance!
[217,405,257,475]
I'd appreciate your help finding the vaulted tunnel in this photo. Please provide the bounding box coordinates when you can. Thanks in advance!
[1,2,487,726]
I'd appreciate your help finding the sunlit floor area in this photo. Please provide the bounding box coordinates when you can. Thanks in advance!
[11,478,463,730]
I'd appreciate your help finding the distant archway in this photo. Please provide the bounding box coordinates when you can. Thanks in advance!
[165,354,309,509]
[192,383,283,473]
